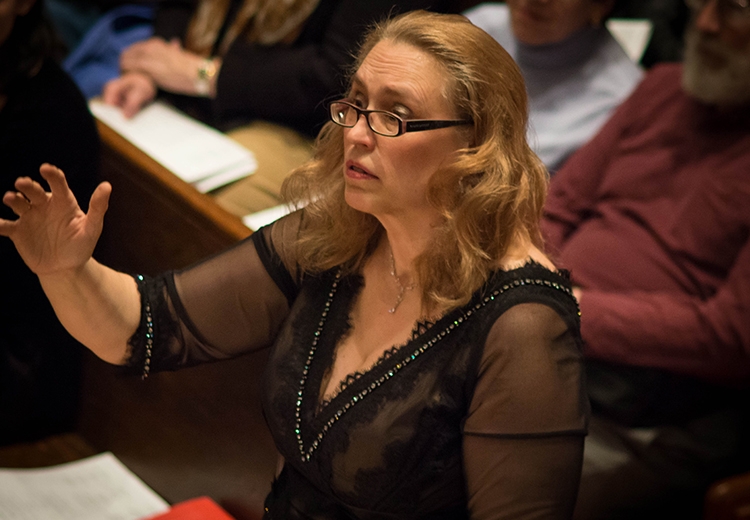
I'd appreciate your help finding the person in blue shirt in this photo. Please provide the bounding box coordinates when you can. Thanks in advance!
[465,0,643,173]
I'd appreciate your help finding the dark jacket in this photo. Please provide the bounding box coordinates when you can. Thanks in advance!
[154,0,454,135]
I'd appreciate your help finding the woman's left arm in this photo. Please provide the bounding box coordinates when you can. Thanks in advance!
[464,435,584,519]
[463,303,588,519]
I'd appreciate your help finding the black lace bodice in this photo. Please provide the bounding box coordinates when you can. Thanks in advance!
[127,215,589,519]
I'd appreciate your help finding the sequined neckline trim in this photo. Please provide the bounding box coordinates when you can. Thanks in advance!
[293,267,579,463]
[316,318,435,412]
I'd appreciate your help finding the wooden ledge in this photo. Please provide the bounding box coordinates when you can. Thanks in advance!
[95,119,252,274]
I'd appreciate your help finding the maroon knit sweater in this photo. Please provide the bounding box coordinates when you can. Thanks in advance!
[543,63,750,385]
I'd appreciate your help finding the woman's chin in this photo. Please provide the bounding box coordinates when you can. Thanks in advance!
[344,187,379,215]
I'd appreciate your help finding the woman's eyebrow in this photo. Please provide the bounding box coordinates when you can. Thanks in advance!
[350,75,415,103]
[350,75,365,92]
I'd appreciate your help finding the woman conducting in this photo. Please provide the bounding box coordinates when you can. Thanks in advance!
[0,11,588,519]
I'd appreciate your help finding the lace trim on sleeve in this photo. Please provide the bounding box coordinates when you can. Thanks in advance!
[137,275,154,379]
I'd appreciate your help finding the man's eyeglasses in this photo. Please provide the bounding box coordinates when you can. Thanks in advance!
[685,0,750,23]
[328,100,472,138]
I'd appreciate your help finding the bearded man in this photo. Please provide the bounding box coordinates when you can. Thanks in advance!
[541,0,750,518]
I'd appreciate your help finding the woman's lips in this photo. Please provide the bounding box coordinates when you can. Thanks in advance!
[346,161,378,179]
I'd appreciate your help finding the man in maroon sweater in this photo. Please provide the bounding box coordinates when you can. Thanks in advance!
[542,0,750,517]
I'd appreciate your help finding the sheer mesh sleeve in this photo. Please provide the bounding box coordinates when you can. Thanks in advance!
[464,303,588,519]
[125,213,304,374]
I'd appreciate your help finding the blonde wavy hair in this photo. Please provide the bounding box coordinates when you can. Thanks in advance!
[282,10,548,310]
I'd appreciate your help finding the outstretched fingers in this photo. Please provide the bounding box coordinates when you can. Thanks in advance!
[0,190,23,236]
[14,176,49,206]
[3,190,32,217]
[0,215,16,237]
[39,163,73,198]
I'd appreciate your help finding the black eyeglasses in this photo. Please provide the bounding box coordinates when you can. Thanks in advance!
[328,100,472,137]
[685,0,750,23]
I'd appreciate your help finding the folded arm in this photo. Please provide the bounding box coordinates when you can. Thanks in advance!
[576,238,750,382]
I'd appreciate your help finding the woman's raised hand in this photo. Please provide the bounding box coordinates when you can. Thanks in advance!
[0,164,112,276]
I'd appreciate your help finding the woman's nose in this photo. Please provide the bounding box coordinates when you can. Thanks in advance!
[345,112,375,146]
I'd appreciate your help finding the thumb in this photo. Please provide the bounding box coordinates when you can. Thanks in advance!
[87,181,112,224]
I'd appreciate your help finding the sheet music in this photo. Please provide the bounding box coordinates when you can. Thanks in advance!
[90,100,257,193]
[0,452,169,520]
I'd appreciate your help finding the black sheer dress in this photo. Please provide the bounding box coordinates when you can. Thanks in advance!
[127,213,589,519]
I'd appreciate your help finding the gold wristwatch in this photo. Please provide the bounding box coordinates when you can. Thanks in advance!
[195,58,218,96]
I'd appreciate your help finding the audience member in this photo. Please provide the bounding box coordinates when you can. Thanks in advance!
[102,0,453,134]
[542,0,750,517]
[1,11,589,518]
[101,0,455,217]
[62,3,155,100]
[0,0,99,444]
[465,0,643,172]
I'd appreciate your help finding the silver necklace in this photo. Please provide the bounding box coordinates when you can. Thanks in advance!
[388,248,416,314]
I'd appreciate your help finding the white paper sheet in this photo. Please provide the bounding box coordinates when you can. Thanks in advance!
[242,203,294,231]
[0,452,170,520]
[90,100,257,193]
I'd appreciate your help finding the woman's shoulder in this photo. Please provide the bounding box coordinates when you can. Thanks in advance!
[463,257,587,439]
[484,246,580,327]
[498,242,555,272]
[479,242,575,305]
[492,259,576,302]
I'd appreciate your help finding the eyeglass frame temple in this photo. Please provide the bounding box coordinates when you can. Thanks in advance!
[403,119,472,134]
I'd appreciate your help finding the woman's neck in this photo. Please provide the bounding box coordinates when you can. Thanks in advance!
[377,215,436,279]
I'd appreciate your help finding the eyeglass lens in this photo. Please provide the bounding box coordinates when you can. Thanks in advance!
[330,103,401,136]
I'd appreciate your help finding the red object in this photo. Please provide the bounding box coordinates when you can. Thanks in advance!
[144,496,236,520]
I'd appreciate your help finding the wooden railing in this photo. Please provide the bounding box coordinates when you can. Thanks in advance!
[93,119,252,275]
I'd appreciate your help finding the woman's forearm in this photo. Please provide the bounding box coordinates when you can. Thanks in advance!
[39,258,141,365]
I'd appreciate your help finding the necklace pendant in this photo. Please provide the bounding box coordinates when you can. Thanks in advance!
[388,247,413,315]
